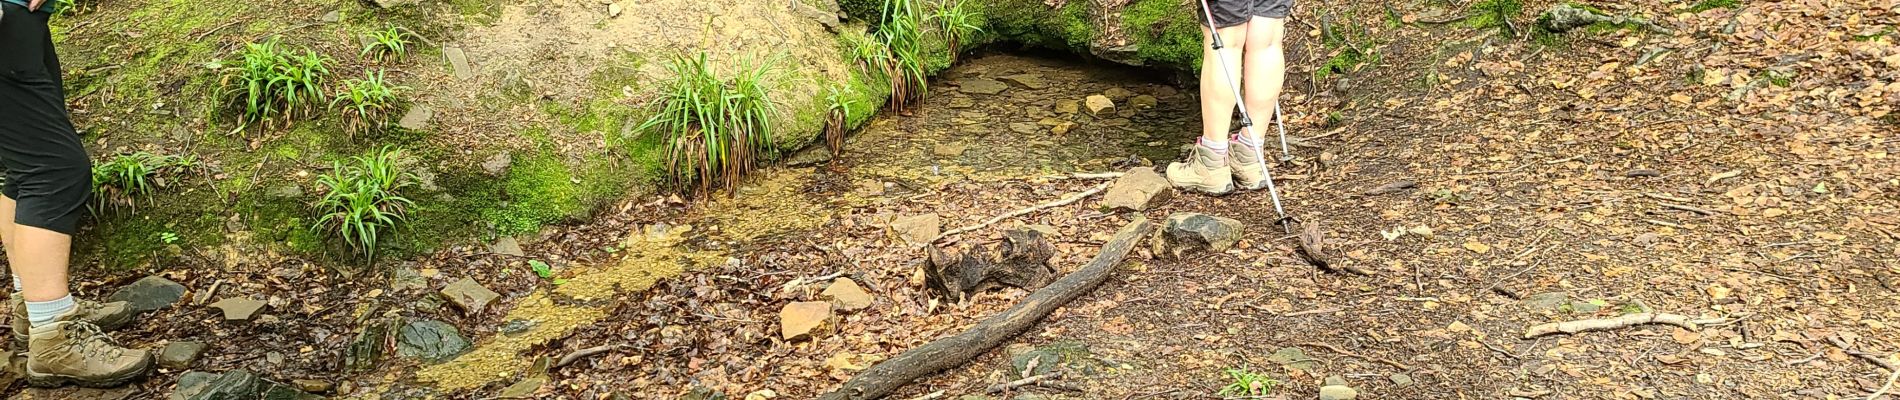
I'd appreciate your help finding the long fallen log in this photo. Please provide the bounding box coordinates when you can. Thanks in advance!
[819,217,1155,400]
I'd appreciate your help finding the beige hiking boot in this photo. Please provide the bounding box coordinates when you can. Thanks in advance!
[1229,137,1270,191]
[1166,144,1234,195]
[11,295,135,352]
[23,311,153,388]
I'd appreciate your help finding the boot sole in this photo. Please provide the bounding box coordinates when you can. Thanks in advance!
[23,352,153,389]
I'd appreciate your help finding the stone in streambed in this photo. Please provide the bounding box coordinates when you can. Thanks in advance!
[1084,95,1115,115]
[440,277,500,314]
[1098,167,1172,212]
[958,78,1009,95]
[396,319,472,363]
[999,73,1049,89]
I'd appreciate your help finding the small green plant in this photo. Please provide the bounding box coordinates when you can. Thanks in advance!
[332,70,408,136]
[313,146,418,262]
[1216,367,1279,397]
[1681,0,1740,13]
[1466,0,1524,36]
[91,152,195,211]
[823,84,858,157]
[218,38,331,129]
[528,260,567,285]
[637,52,780,194]
[1314,10,1380,81]
[155,232,181,245]
[362,27,413,62]
[1762,69,1793,88]
[927,0,984,58]
[875,0,930,110]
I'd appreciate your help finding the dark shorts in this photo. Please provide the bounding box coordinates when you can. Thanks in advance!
[1204,0,1295,29]
[1,3,92,235]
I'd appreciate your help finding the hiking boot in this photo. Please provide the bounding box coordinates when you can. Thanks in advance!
[1229,136,1270,191]
[24,311,153,388]
[10,295,135,353]
[1166,144,1234,195]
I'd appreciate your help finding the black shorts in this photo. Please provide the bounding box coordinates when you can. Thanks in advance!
[1,3,93,235]
[1204,0,1295,29]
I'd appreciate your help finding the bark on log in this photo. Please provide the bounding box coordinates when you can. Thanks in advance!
[818,217,1155,400]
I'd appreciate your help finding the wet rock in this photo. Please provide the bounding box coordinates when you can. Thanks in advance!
[444,46,473,79]
[499,376,547,397]
[346,317,399,372]
[1054,100,1080,114]
[390,267,426,292]
[440,277,501,314]
[397,319,472,363]
[108,276,187,312]
[1318,384,1359,400]
[157,341,208,370]
[292,379,333,394]
[1151,213,1244,257]
[499,319,537,335]
[171,369,321,400]
[1084,95,1115,115]
[208,297,266,321]
[489,236,525,257]
[481,151,512,176]
[958,78,1009,95]
[1130,94,1158,110]
[1036,117,1064,127]
[1050,121,1075,135]
[889,213,940,246]
[948,96,976,108]
[821,278,873,311]
[397,105,433,130]
[999,73,1049,89]
[933,142,968,157]
[780,301,833,341]
[1102,87,1133,101]
[1099,167,1172,212]
[783,144,832,167]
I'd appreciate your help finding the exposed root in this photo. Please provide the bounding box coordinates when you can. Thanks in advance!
[986,371,1064,394]
[1521,313,1732,339]
[554,344,631,369]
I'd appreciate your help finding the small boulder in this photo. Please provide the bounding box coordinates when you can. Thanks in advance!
[397,105,433,130]
[481,151,513,176]
[957,78,1009,95]
[889,213,940,246]
[207,297,266,321]
[291,379,334,394]
[1102,87,1133,101]
[489,236,525,257]
[1098,167,1172,212]
[444,46,474,79]
[1152,213,1244,258]
[172,369,321,400]
[107,276,187,312]
[998,73,1049,89]
[396,319,472,363]
[157,341,208,370]
[440,277,501,314]
[780,301,833,341]
[1318,384,1359,400]
[1084,95,1115,115]
[1129,94,1158,110]
[1054,100,1080,114]
[820,278,873,311]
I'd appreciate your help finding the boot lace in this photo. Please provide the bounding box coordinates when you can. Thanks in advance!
[59,322,124,358]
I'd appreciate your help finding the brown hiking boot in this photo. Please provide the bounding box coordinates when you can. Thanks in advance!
[10,295,135,352]
[1229,136,1270,191]
[1166,144,1234,195]
[23,311,153,388]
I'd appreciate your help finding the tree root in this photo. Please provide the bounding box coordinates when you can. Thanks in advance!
[1521,313,1731,339]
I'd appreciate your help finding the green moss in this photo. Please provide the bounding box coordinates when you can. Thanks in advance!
[1121,0,1201,70]
[839,0,885,22]
[1681,0,1739,13]
[484,149,636,236]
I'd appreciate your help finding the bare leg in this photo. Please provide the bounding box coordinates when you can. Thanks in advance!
[1240,16,1287,145]
[1,196,16,274]
[1200,23,1249,146]
[8,224,69,303]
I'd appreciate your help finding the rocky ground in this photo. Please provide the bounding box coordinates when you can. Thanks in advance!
[5,0,1898,399]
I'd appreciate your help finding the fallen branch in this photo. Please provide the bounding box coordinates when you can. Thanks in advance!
[932,181,1112,243]
[1829,336,1900,400]
[819,218,1154,400]
[1298,341,1413,371]
[1522,313,1730,339]
[553,344,630,369]
[1659,202,1715,215]
[986,371,1063,394]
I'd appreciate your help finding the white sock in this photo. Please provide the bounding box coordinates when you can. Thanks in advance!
[26,295,75,328]
[10,275,19,293]
[1198,137,1229,158]
[1234,133,1263,149]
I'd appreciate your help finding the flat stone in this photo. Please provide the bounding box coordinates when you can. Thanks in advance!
[108,275,187,312]
[499,376,547,398]
[1152,212,1245,257]
[957,78,1008,95]
[1522,291,1570,311]
[780,301,833,341]
[1129,94,1158,109]
[1266,347,1317,373]
[157,341,208,370]
[1084,95,1115,115]
[172,369,321,400]
[396,319,472,363]
[1009,122,1039,134]
[1009,348,1060,377]
[1324,375,1349,386]
[370,0,418,7]
[821,278,874,311]
[319,10,341,23]
[933,142,968,157]
[490,236,525,257]
[440,277,501,314]
[998,73,1049,89]
[481,151,512,176]
[889,213,940,246]
[390,267,426,292]
[1389,372,1415,386]
[1054,100,1080,114]
[1099,167,1172,212]
[397,105,433,130]
[1050,121,1076,135]
[1102,87,1133,101]
[444,46,473,79]
[1318,385,1359,400]
[208,297,266,321]
[291,379,333,394]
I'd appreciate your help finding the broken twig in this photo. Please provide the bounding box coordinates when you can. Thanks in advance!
[554,344,631,368]
[987,371,1063,393]
[933,181,1111,243]
[1522,313,1731,339]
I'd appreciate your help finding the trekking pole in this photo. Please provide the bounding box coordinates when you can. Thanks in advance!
[1273,98,1292,161]
[1195,0,1294,230]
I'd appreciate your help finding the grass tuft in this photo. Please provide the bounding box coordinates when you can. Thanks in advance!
[91,152,196,212]
[1466,0,1524,36]
[362,26,414,62]
[876,0,931,111]
[823,83,858,157]
[332,69,409,137]
[313,146,418,262]
[218,37,331,130]
[928,0,984,59]
[637,52,780,194]
[1216,367,1280,397]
